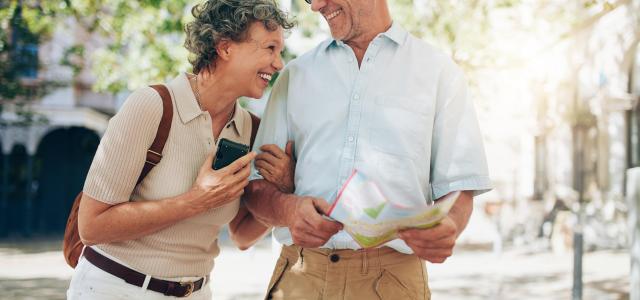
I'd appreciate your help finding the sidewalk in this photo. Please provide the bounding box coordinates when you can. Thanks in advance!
[0,239,630,300]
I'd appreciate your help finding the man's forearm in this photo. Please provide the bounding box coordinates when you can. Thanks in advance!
[229,205,271,250]
[243,179,295,227]
[445,191,474,237]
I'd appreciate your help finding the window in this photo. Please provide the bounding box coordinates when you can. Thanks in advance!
[10,4,39,79]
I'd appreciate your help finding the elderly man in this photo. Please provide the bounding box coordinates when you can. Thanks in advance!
[244,0,492,299]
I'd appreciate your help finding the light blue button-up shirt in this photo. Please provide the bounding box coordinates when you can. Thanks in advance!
[250,22,492,253]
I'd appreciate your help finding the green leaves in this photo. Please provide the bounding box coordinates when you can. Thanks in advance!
[1,0,628,99]
[60,45,85,76]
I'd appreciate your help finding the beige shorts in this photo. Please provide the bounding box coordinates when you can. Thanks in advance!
[265,245,430,300]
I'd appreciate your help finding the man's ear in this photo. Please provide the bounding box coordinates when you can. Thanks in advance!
[216,39,233,61]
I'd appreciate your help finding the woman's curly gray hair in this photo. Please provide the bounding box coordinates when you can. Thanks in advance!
[184,0,295,74]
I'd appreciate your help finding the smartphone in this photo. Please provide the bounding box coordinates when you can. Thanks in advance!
[213,138,250,170]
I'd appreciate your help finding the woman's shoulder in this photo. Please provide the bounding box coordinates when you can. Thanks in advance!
[115,86,165,123]
[124,86,164,109]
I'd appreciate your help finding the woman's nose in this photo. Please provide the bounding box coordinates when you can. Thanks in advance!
[273,54,284,71]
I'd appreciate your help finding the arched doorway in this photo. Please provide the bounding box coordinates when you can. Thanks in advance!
[6,145,28,236]
[33,127,99,235]
[0,141,5,237]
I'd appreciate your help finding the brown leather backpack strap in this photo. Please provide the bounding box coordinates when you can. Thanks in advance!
[137,85,173,184]
[249,112,260,150]
[63,84,174,269]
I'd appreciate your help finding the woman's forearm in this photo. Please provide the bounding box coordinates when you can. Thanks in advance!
[78,190,205,246]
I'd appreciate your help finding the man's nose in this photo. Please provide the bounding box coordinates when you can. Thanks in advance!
[310,0,327,12]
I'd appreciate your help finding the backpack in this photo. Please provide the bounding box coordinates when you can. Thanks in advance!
[62,84,260,268]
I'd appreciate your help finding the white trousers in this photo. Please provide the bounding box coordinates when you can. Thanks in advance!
[66,256,212,300]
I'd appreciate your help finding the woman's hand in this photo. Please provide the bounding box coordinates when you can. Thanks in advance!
[255,141,295,193]
[190,151,257,213]
[78,151,257,246]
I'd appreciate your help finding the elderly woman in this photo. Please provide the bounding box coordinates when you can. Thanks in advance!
[66,1,295,299]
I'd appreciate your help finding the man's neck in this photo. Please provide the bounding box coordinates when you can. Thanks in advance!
[345,19,393,67]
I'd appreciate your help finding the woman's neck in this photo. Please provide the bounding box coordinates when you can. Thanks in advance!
[191,71,238,120]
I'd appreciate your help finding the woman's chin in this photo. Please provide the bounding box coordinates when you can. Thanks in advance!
[248,88,266,99]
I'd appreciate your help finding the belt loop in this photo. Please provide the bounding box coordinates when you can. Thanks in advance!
[141,275,151,291]
[80,245,87,260]
[361,250,369,275]
[298,245,304,266]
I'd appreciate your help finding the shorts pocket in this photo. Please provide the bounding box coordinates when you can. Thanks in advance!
[374,269,416,300]
[420,262,431,300]
[265,256,289,300]
[67,257,90,291]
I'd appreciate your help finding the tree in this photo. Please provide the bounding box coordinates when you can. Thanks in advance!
[0,0,59,126]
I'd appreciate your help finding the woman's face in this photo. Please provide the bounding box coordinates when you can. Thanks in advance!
[227,22,285,99]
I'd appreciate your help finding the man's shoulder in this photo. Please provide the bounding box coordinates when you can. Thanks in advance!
[403,33,461,74]
[286,38,334,70]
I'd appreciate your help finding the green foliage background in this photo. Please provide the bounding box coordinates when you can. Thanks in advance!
[0,0,625,97]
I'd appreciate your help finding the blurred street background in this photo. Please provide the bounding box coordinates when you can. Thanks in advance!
[0,237,631,300]
[1,0,639,299]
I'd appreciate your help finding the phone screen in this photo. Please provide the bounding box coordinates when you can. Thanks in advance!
[213,138,250,170]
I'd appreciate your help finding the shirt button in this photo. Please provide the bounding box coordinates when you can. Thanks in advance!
[348,136,354,142]
[226,124,231,128]
[353,94,359,100]
[330,254,340,263]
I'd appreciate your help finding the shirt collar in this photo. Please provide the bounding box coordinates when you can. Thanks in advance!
[168,72,202,124]
[381,21,407,46]
[228,100,246,136]
[324,21,407,51]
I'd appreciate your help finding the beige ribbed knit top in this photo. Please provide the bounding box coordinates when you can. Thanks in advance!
[83,73,253,277]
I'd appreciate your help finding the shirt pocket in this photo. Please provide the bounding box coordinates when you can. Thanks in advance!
[372,151,429,206]
[368,95,431,159]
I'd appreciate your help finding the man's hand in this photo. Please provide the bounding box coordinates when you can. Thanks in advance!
[255,141,296,193]
[398,191,474,263]
[398,217,458,263]
[285,196,343,248]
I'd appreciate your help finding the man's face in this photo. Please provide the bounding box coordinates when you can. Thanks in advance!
[311,0,371,42]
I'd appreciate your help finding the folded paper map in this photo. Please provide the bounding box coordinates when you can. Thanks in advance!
[327,170,460,248]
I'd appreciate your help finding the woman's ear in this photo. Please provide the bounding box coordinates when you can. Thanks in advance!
[216,39,233,61]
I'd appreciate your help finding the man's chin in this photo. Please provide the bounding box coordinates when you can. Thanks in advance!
[328,28,347,41]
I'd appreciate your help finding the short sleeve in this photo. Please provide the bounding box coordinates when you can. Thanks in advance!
[430,65,492,200]
[250,68,291,181]
[83,87,163,204]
